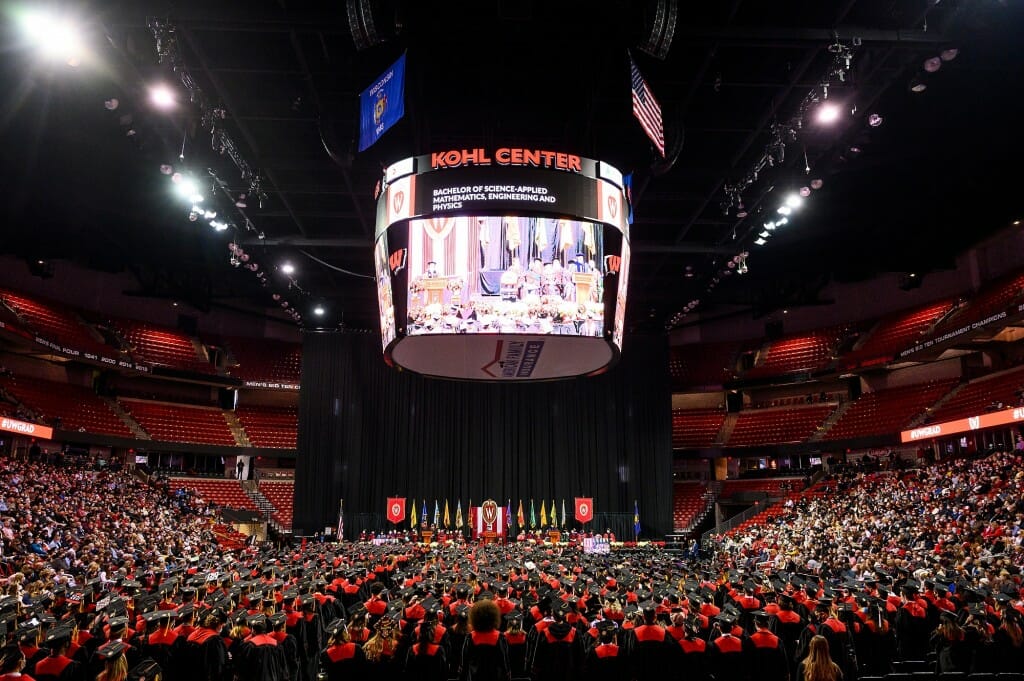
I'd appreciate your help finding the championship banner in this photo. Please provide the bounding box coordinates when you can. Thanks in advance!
[575,497,594,524]
[386,497,406,524]
[358,52,406,151]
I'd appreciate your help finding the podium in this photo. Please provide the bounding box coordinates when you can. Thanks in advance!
[573,272,595,302]
[548,530,562,544]
[420,529,433,544]
[422,278,447,306]
[481,531,498,544]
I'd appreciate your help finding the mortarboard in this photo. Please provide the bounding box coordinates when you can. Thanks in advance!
[96,640,129,660]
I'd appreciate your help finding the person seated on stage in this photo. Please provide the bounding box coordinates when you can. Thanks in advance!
[424,261,440,278]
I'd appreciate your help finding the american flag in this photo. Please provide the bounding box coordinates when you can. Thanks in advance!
[629,54,665,156]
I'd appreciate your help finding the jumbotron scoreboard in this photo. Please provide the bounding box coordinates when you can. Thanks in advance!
[373,147,630,381]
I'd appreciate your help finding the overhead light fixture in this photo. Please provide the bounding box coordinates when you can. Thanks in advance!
[799,186,811,198]
[940,48,959,62]
[210,220,228,232]
[754,237,767,245]
[104,98,119,111]
[816,102,841,124]
[281,262,295,275]
[810,179,824,190]
[909,77,927,93]
[867,113,883,127]
[313,305,325,316]
[149,85,176,109]
[764,222,776,231]
[758,230,770,238]
[777,205,792,216]
[922,57,942,73]
[785,193,803,208]
[776,217,789,226]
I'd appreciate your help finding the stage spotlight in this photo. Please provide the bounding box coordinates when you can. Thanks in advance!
[940,48,959,62]
[799,186,811,198]
[20,10,84,64]
[816,102,841,124]
[776,217,789,226]
[764,221,776,231]
[909,77,927,93]
[923,57,942,73]
[281,262,295,275]
[174,178,197,199]
[149,85,176,109]
[785,193,803,208]
[235,194,247,208]
[313,305,325,316]
[777,205,792,216]
[810,179,824,190]
[210,220,228,231]
[159,164,174,175]
[758,230,770,238]
[189,193,204,204]
[754,237,767,246]
[867,113,883,128]
[104,99,119,111]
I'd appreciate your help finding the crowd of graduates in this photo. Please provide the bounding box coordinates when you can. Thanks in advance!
[0,450,1022,681]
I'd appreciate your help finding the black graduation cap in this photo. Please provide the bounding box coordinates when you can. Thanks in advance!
[325,618,346,636]
[37,612,57,626]
[595,619,617,633]
[419,597,439,614]
[127,659,162,681]
[175,604,195,618]
[108,616,130,630]
[453,604,470,619]
[141,612,162,625]
[96,640,129,660]
[994,593,1012,605]
[715,612,736,626]
[246,614,267,629]
[268,613,286,629]
[45,626,73,648]
[503,611,524,626]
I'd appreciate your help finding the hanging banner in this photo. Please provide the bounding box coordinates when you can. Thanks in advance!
[385,497,406,524]
[574,497,594,524]
[359,53,407,151]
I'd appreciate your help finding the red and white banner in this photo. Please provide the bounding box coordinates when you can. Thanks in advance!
[386,497,406,524]
[900,405,1024,443]
[469,501,506,538]
[575,497,594,524]
[0,417,53,440]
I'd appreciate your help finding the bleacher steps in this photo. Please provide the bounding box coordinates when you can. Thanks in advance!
[105,397,150,439]
[715,413,738,444]
[906,381,965,428]
[244,485,278,522]
[809,401,850,441]
[224,411,251,447]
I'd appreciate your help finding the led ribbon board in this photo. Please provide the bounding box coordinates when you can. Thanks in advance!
[373,148,630,381]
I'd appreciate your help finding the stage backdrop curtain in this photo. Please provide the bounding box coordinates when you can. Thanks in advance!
[294,331,672,538]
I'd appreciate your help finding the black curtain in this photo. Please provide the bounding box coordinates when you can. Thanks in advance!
[294,331,672,538]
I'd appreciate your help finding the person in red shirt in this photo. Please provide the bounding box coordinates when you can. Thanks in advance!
[583,620,624,681]
[34,627,82,681]
[1,646,38,681]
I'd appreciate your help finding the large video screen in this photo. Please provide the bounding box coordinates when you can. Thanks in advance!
[374,236,397,349]
[403,215,606,337]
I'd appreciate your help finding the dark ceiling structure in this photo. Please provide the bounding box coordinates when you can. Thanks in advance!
[1,0,1022,333]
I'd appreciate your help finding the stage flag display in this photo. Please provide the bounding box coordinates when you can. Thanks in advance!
[337,499,344,539]
[455,500,463,528]
[421,499,428,526]
[574,497,594,524]
[433,499,440,526]
[634,499,642,537]
[561,499,567,527]
[386,497,406,524]
[444,499,450,528]
[516,500,525,528]
[410,498,417,527]
[629,53,665,156]
[540,499,547,528]
[530,499,536,528]
[358,52,406,151]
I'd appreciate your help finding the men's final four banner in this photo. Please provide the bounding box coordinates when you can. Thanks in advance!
[386,497,406,524]
[359,52,406,151]
[574,497,594,524]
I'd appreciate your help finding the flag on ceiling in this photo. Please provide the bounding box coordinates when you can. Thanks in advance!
[358,52,406,151]
[629,52,665,157]
[455,500,463,529]
[443,499,450,528]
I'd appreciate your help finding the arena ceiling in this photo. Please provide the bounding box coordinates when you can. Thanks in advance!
[1,0,1022,332]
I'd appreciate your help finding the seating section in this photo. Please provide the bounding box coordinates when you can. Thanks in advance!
[111,319,216,374]
[745,325,854,378]
[823,379,958,440]
[668,342,740,387]
[672,482,708,531]
[727,405,834,446]
[671,408,726,449]
[934,269,1024,335]
[719,477,806,498]
[842,299,953,367]
[226,337,302,386]
[168,478,256,511]
[259,481,294,529]
[121,400,236,445]
[236,406,298,449]
[0,375,133,437]
[927,367,1024,423]
[0,289,115,358]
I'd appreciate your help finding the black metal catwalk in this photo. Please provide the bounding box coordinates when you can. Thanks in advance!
[294,331,672,538]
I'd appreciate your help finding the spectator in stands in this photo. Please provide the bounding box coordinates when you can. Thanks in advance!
[795,635,842,681]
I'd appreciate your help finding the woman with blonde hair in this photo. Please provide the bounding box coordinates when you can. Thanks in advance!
[363,614,401,673]
[796,635,843,681]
